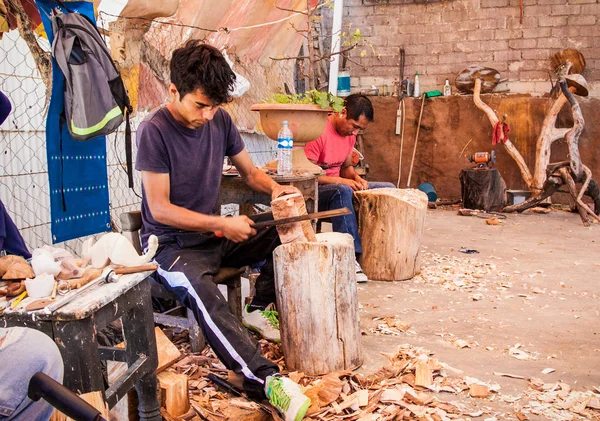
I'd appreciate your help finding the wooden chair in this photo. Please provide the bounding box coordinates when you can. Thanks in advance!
[120,211,243,352]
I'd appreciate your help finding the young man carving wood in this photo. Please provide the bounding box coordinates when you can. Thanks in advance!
[136,40,310,421]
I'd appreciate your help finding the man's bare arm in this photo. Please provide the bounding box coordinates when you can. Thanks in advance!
[141,171,255,242]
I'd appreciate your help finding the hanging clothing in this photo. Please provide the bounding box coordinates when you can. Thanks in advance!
[0,200,31,259]
[492,121,510,145]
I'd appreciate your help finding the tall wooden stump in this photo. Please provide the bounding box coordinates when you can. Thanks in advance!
[355,188,428,281]
[273,232,361,375]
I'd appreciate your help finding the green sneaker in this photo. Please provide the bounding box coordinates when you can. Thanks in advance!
[242,303,280,342]
[265,375,311,421]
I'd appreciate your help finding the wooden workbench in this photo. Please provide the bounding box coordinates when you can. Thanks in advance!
[1,271,161,421]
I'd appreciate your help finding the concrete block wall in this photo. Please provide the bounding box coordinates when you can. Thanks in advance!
[344,0,600,96]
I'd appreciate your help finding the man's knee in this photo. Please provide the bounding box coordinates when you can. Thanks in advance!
[26,330,64,383]
[335,184,354,200]
[368,181,395,189]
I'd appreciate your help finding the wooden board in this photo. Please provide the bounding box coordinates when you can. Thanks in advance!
[155,327,181,373]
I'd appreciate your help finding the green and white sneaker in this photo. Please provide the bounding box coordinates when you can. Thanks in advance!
[242,303,280,342]
[265,375,311,421]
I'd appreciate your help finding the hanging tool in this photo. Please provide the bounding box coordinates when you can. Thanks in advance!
[399,47,405,86]
[214,208,351,237]
[395,99,405,188]
[406,94,426,188]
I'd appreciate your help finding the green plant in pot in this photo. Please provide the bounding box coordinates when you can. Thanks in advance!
[250,90,344,175]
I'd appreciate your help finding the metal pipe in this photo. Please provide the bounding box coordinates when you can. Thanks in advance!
[328,0,344,95]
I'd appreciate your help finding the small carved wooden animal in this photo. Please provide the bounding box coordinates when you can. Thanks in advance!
[82,233,159,269]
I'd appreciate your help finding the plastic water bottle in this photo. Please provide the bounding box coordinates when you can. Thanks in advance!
[277,120,293,176]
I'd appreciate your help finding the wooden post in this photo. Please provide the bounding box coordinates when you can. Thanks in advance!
[355,188,428,281]
[273,232,361,375]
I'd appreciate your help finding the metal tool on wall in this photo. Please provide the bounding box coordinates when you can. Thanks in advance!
[395,99,406,188]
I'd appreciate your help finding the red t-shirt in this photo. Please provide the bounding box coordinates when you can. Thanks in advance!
[304,118,355,177]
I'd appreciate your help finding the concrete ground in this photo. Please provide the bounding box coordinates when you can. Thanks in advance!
[358,208,600,418]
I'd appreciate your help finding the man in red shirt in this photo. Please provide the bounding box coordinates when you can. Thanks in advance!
[305,94,395,282]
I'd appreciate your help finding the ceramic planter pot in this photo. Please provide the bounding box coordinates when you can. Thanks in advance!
[250,103,330,174]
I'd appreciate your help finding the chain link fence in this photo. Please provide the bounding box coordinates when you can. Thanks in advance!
[1,9,299,254]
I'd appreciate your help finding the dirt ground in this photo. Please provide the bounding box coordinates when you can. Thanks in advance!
[358,207,600,419]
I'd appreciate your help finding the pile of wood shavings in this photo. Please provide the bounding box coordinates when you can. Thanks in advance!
[167,333,491,421]
[512,379,600,421]
[413,251,503,292]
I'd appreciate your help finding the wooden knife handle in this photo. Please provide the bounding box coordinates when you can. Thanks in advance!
[113,264,158,275]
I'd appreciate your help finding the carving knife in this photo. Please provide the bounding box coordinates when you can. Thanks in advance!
[214,207,351,237]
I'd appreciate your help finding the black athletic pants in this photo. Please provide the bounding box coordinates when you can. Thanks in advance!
[152,213,280,399]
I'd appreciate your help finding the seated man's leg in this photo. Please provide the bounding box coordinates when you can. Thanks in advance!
[153,244,277,401]
[318,185,368,282]
[0,327,64,421]
[155,233,311,420]
[219,213,284,340]
[318,184,362,254]
[367,181,396,189]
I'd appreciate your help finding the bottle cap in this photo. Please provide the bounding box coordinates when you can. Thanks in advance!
[282,120,289,125]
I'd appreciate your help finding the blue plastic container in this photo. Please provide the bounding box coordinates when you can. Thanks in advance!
[418,182,438,203]
[337,71,351,97]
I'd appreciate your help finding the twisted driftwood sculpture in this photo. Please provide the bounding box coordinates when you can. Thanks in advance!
[471,64,599,226]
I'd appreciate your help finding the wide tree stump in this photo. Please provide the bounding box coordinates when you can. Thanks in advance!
[355,188,428,281]
[273,232,361,375]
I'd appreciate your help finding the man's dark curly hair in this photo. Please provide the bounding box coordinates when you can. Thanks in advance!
[170,40,236,105]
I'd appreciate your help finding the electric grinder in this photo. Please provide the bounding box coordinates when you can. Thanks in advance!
[468,150,496,169]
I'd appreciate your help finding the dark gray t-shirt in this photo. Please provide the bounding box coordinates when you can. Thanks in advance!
[135,107,244,245]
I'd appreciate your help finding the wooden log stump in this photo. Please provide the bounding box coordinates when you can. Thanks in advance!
[273,232,361,375]
[355,188,428,281]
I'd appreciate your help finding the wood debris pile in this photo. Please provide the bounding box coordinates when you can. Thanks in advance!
[165,333,493,421]
[369,317,413,336]
[513,379,600,420]
[413,252,499,292]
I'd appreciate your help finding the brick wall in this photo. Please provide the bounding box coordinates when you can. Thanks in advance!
[344,0,600,96]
